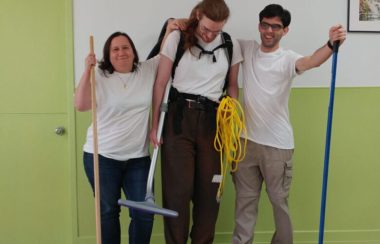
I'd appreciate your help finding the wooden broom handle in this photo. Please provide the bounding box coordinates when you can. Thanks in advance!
[90,35,102,244]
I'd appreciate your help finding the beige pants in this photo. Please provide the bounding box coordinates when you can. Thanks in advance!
[232,140,294,244]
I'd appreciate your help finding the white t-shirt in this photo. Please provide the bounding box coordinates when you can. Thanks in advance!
[239,40,303,149]
[161,31,243,102]
[83,56,159,161]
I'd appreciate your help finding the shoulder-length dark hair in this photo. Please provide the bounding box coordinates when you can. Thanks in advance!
[98,32,139,75]
[183,0,230,50]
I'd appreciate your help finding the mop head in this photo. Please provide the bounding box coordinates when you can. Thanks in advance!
[118,199,178,218]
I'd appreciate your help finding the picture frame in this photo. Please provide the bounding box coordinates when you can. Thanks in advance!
[348,0,380,32]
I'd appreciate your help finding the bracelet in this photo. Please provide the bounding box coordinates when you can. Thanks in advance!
[327,40,333,50]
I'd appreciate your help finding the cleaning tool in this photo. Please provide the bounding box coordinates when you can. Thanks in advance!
[90,36,102,244]
[118,81,178,218]
[318,41,340,244]
[214,96,247,202]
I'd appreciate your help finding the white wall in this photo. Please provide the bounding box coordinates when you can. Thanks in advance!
[74,0,380,87]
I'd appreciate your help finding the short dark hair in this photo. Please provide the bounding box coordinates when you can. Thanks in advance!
[259,4,291,28]
[98,32,139,75]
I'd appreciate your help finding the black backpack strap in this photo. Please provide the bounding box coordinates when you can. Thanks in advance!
[146,18,174,60]
[169,31,233,92]
[172,31,185,79]
[222,32,233,67]
[195,43,229,63]
[146,19,185,79]
[221,32,233,92]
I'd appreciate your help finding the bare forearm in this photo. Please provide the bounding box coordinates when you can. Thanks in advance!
[296,44,332,72]
[75,53,97,111]
[151,56,173,129]
[227,83,238,99]
[296,24,346,73]
[151,82,166,130]
[227,63,240,99]
[74,69,92,111]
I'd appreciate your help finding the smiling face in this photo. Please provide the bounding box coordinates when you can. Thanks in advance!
[109,35,135,73]
[259,17,288,52]
[196,15,226,43]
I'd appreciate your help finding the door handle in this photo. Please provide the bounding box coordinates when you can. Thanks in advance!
[55,126,65,136]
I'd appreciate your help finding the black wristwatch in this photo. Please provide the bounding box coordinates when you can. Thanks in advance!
[327,40,334,50]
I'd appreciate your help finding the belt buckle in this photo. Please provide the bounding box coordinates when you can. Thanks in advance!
[187,100,195,109]
[187,100,203,110]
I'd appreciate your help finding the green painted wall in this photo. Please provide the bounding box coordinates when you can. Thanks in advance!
[1,0,379,243]
[74,88,380,244]
[0,0,74,243]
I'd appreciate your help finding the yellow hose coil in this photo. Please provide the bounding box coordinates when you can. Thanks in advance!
[214,96,247,202]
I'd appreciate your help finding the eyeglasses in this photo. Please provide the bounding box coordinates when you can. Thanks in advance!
[199,23,222,36]
[259,22,284,31]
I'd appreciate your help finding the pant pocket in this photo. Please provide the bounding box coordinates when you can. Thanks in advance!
[282,159,293,194]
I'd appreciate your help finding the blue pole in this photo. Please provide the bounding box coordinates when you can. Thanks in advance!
[318,41,340,244]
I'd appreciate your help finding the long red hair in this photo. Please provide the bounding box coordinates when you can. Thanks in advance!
[183,0,230,50]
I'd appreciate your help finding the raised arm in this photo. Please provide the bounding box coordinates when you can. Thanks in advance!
[163,19,187,44]
[74,53,96,111]
[147,18,188,59]
[295,24,346,73]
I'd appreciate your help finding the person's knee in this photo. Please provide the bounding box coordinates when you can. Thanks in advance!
[236,188,261,199]
[266,190,288,206]
[130,209,154,223]
[101,204,120,220]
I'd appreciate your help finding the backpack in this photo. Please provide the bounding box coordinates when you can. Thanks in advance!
[147,19,233,92]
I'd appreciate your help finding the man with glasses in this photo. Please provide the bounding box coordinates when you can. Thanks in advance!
[232,4,346,244]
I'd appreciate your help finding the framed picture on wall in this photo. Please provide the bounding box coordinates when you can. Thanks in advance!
[348,0,380,32]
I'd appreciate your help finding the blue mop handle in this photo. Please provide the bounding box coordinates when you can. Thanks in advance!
[318,41,340,244]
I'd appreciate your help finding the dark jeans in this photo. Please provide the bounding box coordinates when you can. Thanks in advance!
[83,152,154,244]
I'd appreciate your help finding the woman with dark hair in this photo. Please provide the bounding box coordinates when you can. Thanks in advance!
[150,0,243,243]
[74,20,184,244]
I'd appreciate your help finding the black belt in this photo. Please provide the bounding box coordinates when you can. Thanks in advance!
[169,87,218,134]
[185,99,219,110]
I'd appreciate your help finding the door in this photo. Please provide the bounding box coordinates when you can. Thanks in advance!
[0,0,73,243]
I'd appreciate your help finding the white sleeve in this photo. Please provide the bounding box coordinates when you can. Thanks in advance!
[287,50,304,78]
[231,38,243,66]
[143,55,160,73]
[161,31,181,61]
[237,39,256,62]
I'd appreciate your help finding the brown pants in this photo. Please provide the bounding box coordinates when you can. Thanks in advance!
[161,102,220,244]
[232,140,294,244]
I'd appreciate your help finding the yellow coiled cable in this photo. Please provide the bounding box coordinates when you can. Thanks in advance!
[214,96,247,202]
